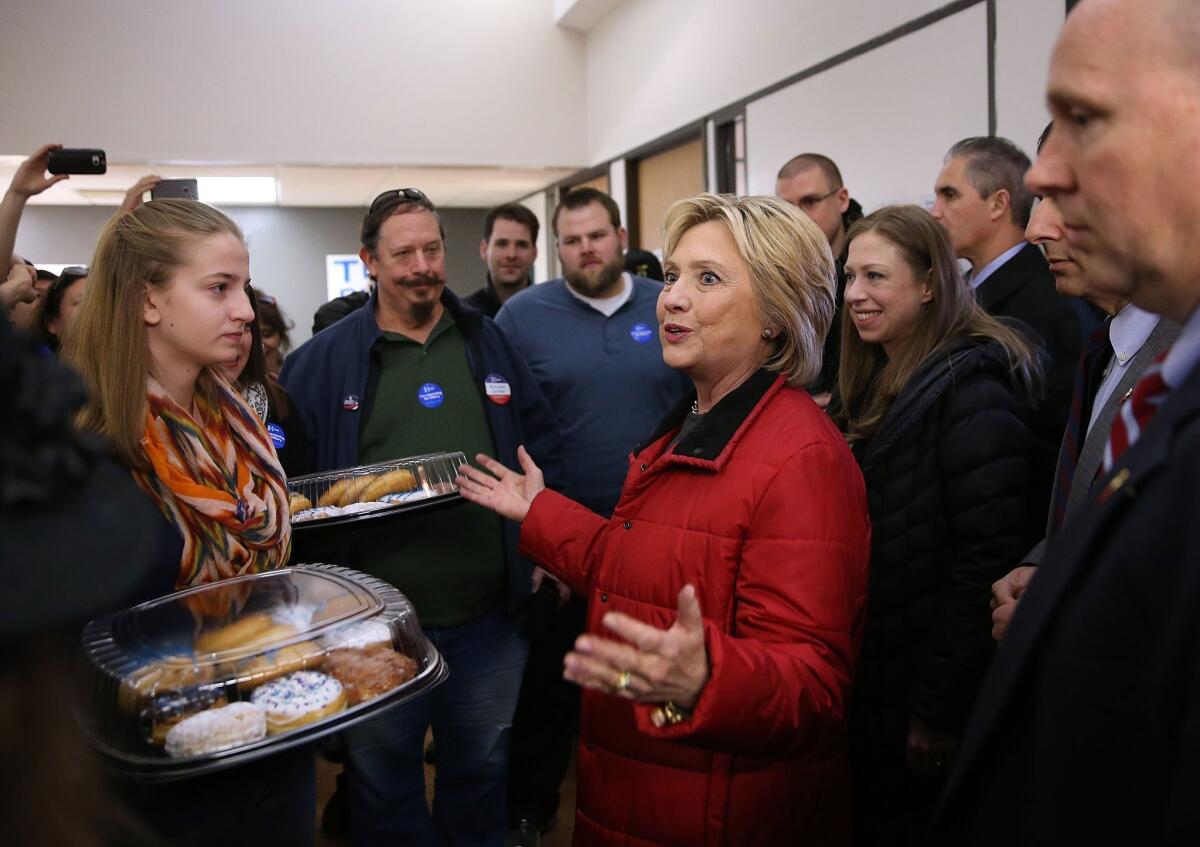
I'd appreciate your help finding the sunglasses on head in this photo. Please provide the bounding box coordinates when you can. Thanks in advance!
[51,266,88,291]
[368,188,431,214]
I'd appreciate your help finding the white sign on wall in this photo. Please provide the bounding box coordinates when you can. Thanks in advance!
[325,254,371,301]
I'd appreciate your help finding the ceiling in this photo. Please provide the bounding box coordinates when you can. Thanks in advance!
[0,158,578,209]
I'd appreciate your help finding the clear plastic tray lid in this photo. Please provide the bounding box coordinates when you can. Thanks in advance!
[78,564,447,781]
[287,451,468,529]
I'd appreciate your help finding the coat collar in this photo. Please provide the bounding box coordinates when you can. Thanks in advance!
[361,286,483,348]
[637,368,781,465]
[974,242,1048,313]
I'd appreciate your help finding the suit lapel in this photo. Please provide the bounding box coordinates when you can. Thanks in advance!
[945,360,1200,802]
[974,244,1037,312]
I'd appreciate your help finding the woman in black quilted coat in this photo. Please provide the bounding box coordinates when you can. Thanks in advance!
[834,206,1043,845]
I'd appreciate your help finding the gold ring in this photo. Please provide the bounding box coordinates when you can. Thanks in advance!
[614,670,633,692]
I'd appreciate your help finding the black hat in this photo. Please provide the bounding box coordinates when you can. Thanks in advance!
[624,249,664,282]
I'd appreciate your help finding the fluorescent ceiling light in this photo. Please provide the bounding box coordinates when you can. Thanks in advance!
[197,177,277,205]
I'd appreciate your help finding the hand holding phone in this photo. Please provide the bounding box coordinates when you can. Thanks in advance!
[7,144,72,199]
[47,148,107,175]
[151,179,199,200]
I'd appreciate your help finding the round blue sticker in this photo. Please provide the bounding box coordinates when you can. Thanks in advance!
[266,422,287,449]
[630,322,653,344]
[417,382,445,409]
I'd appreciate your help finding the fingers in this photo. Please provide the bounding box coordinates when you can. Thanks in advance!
[575,634,644,678]
[992,571,1019,605]
[676,584,703,631]
[563,648,640,700]
[991,601,1016,642]
[531,566,545,593]
[474,452,517,481]
[28,143,62,164]
[601,611,667,653]
[516,444,542,479]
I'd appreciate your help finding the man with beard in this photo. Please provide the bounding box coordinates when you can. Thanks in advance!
[281,188,563,846]
[494,187,688,838]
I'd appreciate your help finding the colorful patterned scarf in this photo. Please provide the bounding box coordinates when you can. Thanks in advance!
[134,369,292,588]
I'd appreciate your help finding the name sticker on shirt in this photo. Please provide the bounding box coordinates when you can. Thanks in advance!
[484,374,512,405]
[417,382,445,409]
[266,422,287,449]
[342,394,361,411]
[630,322,654,344]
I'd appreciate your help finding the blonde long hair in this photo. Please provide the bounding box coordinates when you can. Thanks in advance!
[662,193,835,386]
[62,200,244,468]
[837,205,1042,444]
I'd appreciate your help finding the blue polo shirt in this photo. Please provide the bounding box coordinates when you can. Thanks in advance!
[496,275,690,516]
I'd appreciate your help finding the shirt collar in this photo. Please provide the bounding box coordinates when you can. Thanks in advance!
[1108,303,1161,366]
[969,241,1027,289]
[564,272,632,316]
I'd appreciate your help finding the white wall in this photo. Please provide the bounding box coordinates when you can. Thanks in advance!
[745,5,989,211]
[995,0,1063,152]
[0,0,587,169]
[584,0,953,165]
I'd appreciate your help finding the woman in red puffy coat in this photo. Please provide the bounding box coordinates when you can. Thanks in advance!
[459,193,871,846]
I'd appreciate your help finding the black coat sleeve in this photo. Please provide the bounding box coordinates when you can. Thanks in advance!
[909,373,1032,730]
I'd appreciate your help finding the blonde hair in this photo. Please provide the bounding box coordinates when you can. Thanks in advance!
[662,193,835,386]
[62,199,244,468]
[837,205,1043,443]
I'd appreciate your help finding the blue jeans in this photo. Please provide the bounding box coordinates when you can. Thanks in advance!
[342,605,528,846]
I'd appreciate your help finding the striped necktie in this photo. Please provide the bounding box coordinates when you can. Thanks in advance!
[1051,321,1112,533]
[1102,350,1172,474]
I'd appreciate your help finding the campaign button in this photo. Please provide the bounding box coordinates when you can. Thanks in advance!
[342,394,361,411]
[266,422,287,449]
[484,374,512,405]
[418,382,445,408]
[630,322,653,344]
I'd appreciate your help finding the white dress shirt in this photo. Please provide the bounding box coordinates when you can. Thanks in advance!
[1087,304,1161,434]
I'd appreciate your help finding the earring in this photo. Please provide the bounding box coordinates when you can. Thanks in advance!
[761,328,773,339]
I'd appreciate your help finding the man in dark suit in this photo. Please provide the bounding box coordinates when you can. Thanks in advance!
[933,0,1200,842]
[933,135,1090,544]
[990,124,1180,640]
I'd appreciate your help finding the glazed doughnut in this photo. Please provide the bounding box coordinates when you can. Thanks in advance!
[288,492,312,513]
[250,671,347,734]
[164,701,267,758]
[324,645,419,705]
[147,687,227,746]
[360,469,417,502]
[236,640,325,690]
[195,613,276,654]
[317,474,378,508]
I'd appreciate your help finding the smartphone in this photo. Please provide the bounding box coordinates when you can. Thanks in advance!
[47,148,107,175]
[151,178,199,200]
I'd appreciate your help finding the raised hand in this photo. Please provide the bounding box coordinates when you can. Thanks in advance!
[455,445,545,523]
[564,584,710,709]
[8,144,70,199]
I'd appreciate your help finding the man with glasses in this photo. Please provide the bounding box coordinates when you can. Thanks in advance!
[932,135,1088,547]
[775,153,860,404]
[281,188,563,846]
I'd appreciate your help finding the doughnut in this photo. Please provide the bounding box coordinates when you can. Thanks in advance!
[288,492,312,513]
[320,620,394,651]
[250,671,347,734]
[146,687,227,747]
[164,702,267,758]
[324,645,419,706]
[120,656,210,712]
[236,640,325,690]
[292,506,339,523]
[317,474,378,508]
[379,490,429,504]
[336,501,391,516]
[195,613,276,654]
[360,469,417,502]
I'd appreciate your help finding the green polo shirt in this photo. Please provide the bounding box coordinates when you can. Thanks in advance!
[357,309,506,627]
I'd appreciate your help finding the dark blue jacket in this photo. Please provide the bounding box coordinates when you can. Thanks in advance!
[280,288,564,612]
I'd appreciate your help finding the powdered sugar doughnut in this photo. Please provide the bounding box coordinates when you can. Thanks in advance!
[250,671,347,734]
[336,501,391,516]
[164,701,266,758]
[292,506,339,523]
[320,620,394,651]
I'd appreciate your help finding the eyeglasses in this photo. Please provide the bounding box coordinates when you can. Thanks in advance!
[368,188,432,214]
[795,189,840,211]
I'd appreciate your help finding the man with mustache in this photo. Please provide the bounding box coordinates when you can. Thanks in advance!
[990,122,1178,642]
[934,0,1200,841]
[281,188,563,846]
[494,186,688,838]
